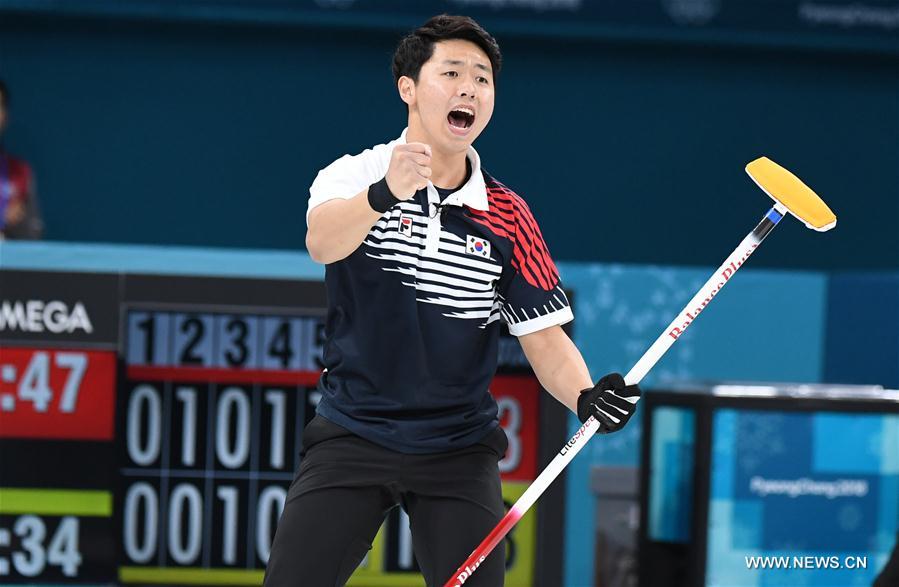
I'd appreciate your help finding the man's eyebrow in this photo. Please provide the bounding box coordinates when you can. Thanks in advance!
[440,59,492,73]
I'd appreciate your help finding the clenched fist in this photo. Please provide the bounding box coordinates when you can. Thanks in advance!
[385,142,432,200]
[577,373,641,434]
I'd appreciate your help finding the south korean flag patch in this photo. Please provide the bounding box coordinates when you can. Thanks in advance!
[466,235,491,259]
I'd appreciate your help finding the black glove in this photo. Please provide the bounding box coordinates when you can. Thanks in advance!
[577,372,641,434]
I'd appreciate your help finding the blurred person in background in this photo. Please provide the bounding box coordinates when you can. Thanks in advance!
[0,78,43,240]
[265,14,640,587]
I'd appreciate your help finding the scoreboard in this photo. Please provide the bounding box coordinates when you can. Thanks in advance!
[0,264,558,586]
[117,308,323,580]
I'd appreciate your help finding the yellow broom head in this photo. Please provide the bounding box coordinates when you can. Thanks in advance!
[745,157,837,232]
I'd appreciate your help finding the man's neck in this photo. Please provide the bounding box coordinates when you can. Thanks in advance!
[405,128,469,190]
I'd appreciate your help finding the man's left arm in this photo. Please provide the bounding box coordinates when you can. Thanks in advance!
[518,325,591,414]
[496,191,640,433]
[519,325,641,434]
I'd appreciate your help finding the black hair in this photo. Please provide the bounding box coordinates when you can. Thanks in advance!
[392,14,502,84]
[0,79,8,110]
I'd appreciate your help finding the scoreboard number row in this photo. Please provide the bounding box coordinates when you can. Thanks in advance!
[122,482,286,568]
[127,312,325,370]
[123,383,311,472]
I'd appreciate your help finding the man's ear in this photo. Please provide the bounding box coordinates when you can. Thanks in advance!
[398,76,415,106]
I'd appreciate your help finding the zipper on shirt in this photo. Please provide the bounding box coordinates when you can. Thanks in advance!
[424,184,442,254]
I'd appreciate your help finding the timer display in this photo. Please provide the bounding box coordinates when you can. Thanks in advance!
[0,347,115,440]
[0,489,115,583]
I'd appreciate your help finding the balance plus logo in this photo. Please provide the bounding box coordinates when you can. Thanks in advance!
[0,300,94,334]
[667,243,758,340]
[455,554,488,584]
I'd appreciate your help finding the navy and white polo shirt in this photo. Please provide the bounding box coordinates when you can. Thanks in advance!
[308,129,573,453]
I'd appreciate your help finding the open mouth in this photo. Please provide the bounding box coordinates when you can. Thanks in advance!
[447,108,475,130]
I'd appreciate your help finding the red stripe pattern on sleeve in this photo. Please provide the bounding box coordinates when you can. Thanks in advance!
[466,175,560,291]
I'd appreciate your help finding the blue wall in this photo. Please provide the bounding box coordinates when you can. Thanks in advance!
[1,13,897,269]
[825,273,899,388]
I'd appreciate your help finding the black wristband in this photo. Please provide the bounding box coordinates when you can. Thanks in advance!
[367,177,401,213]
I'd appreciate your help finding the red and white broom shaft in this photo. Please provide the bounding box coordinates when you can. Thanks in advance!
[443,203,787,587]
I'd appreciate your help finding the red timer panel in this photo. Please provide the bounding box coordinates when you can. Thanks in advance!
[0,347,116,440]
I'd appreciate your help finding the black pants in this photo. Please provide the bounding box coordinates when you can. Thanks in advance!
[264,415,508,587]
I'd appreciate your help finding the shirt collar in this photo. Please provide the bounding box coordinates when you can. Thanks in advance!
[398,128,488,211]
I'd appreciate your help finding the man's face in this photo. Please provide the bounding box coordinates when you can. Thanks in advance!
[402,39,495,154]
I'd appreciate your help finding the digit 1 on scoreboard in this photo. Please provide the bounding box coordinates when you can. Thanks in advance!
[216,486,240,565]
[264,390,286,470]
[127,312,171,367]
[136,314,155,365]
[175,386,198,467]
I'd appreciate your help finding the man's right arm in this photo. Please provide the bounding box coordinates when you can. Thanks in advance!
[306,142,432,265]
[305,192,383,264]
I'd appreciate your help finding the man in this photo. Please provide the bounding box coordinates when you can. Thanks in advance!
[265,15,640,587]
[0,79,43,240]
